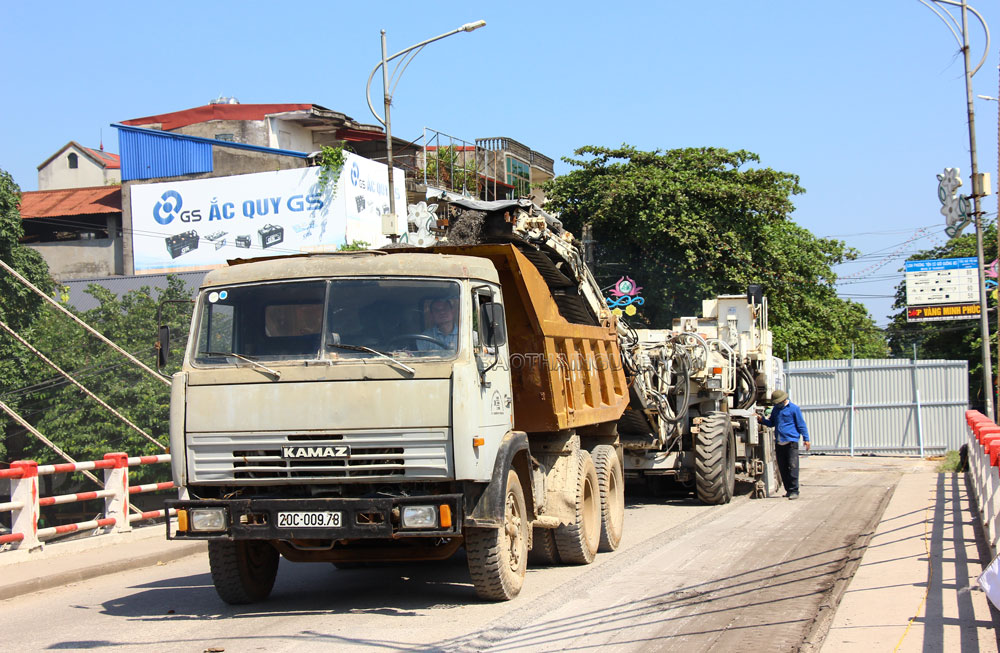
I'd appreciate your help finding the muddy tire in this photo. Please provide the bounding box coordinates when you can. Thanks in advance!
[592,444,625,552]
[466,469,528,600]
[695,411,736,505]
[528,527,560,565]
[554,449,601,564]
[208,540,279,605]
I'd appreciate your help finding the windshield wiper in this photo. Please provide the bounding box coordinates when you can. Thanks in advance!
[203,351,281,380]
[327,343,415,375]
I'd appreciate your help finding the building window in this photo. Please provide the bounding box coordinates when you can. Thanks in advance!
[505,156,530,198]
[67,153,78,169]
[215,133,234,142]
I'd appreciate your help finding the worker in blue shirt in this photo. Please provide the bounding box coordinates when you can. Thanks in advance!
[758,389,810,500]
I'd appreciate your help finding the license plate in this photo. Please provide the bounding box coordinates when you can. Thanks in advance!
[276,511,342,528]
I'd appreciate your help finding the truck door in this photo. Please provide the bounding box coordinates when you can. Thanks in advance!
[473,287,513,441]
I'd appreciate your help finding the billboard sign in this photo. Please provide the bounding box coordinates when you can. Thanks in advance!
[905,257,981,322]
[129,152,404,274]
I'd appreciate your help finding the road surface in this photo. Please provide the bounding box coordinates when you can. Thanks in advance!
[0,455,905,652]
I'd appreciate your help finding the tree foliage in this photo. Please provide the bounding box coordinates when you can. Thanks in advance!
[0,169,54,464]
[885,222,996,408]
[4,279,194,468]
[545,145,887,360]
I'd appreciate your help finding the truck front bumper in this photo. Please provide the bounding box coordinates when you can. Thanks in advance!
[166,494,463,541]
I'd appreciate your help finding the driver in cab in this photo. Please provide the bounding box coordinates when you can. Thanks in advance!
[417,298,458,351]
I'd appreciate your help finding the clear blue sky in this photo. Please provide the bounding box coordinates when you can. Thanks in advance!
[2,1,997,329]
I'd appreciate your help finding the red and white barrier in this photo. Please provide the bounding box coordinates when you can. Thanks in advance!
[0,451,174,551]
[967,410,1000,551]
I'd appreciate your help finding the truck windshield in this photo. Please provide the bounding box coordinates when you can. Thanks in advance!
[192,278,461,364]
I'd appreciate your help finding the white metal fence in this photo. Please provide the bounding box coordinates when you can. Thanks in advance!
[786,358,969,456]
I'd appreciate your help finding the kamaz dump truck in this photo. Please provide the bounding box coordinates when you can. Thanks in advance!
[162,197,780,604]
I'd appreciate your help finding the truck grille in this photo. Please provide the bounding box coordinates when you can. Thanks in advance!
[187,430,451,483]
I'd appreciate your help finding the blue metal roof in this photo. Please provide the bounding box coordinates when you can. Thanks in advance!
[113,123,309,182]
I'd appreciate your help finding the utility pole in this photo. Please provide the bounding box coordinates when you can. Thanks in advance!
[927,0,993,417]
[960,0,994,419]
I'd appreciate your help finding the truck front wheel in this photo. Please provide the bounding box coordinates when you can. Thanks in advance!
[208,540,279,605]
[466,469,528,601]
[555,449,601,564]
[695,412,736,505]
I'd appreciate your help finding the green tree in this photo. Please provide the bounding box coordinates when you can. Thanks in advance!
[545,145,887,360]
[0,169,53,463]
[885,223,995,407]
[13,279,194,467]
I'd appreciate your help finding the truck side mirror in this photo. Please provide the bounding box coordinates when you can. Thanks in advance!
[157,325,171,369]
[481,302,506,347]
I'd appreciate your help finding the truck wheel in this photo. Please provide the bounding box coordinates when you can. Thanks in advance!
[208,540,279,605]
[555,450,601,564]
[528,527,560,565]
[466,469,528,600]
[592,444,625,551]
[695,412,736,505]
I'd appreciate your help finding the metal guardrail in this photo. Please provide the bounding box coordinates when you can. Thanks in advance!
[0,452,174,550]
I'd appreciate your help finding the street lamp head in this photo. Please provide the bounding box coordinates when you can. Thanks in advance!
[461,20,486,32]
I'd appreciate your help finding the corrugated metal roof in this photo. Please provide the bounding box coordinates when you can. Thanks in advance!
[19,186,121,219]
[82,147,120,169]
[117,127,214,181]
[59,271,206,311]
[121,103,314,130]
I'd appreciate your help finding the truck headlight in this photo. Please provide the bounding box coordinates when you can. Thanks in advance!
[189,507,227,532]
[401,505,438,529]
[706,377,722,389]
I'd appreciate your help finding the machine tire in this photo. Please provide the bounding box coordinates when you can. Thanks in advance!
[528,527,560,565]
[554,449,601,564]
[592,444,625,552]
[208,540,279,605]
[695,411,736,505]
[465,469,528,601]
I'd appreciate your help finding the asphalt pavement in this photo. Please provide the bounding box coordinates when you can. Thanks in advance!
[1,456,998,651]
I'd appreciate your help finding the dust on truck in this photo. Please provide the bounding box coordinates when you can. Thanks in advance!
[165,244,630,603]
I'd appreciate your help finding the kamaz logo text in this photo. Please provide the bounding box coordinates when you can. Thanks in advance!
[281,445,350,459]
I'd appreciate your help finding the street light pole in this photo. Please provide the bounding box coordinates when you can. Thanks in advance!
[924,0,994,417]
[366,21,486,243]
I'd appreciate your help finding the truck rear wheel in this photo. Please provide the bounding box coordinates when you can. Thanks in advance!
[592,444,625,551]
[695,412,736,505]
[466,469,528,601]
[208,540,279,605]
[555,449,601,564]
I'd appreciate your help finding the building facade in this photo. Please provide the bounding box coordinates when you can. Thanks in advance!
[37,142,120,190]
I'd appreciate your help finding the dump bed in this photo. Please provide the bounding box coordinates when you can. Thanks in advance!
[392,244,629,433]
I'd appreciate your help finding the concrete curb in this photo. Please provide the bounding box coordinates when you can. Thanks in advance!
[0,525,207,602]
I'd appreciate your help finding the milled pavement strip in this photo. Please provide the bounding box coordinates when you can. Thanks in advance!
[800,475,900,652]
[445,493,755,652]
[448,468,902,653]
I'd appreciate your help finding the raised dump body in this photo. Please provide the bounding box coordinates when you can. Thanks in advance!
[409,243,629,433]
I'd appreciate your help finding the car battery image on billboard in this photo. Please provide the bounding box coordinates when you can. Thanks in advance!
[235,234,251,249]
[257,224,284,249]
[165,230,199,259]
[204,231,227,251]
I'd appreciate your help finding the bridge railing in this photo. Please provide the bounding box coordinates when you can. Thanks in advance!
[966,411,1000,552]
[0,452,174,551]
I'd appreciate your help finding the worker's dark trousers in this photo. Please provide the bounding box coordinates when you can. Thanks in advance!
[776,441,799,493]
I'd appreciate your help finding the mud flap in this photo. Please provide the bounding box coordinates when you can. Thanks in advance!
[463,431,529,527]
